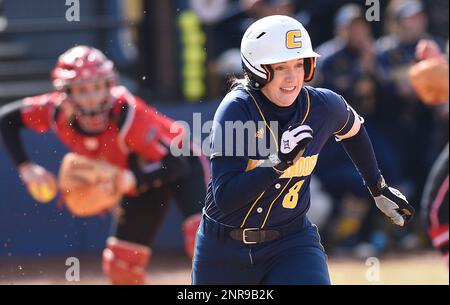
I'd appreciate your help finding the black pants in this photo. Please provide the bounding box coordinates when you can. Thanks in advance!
[113,156,208,246]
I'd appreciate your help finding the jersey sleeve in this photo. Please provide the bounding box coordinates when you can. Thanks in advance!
[20,94,56,133]
[210,91,252,159]
[122,97,181,162]
[320,88,364,141]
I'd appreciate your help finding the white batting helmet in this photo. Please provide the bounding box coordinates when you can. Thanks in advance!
[241,15,320,88]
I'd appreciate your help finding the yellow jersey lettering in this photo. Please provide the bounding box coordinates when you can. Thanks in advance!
[246,154,319,178]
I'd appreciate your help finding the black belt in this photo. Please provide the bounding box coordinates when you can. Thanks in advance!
[229,228,281,244]
[202,214,308,245]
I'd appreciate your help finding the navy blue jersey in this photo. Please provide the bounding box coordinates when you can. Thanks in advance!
[205,85,359,228]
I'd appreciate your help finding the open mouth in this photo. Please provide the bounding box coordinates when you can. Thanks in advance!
[280,86,297,93]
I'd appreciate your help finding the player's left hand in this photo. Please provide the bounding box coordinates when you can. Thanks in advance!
[368,176,415,226]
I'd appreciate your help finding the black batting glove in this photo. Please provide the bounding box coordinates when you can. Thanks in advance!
[368,176,415,226]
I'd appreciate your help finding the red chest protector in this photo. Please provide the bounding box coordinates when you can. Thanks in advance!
[21,86,184,169]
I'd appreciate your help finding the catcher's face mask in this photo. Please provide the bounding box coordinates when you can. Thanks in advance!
[68,80,114,133]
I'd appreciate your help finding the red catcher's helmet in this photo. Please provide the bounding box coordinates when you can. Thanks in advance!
[51,46,116,90]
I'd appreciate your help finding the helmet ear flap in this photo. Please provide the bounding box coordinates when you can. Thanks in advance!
[242,62,269,90]
[304,57,316,82]
[262,65,273,83]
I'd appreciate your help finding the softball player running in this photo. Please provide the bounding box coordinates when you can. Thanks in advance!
[192,15,415,285]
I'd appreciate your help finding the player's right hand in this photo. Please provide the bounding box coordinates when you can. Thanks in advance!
[273,124,313,172]
[18,162,58,203]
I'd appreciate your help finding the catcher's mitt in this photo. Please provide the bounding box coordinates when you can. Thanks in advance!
[409,57,449,105]
[58,153,130,217]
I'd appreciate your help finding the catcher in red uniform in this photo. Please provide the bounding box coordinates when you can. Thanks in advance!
[0,46,208,284]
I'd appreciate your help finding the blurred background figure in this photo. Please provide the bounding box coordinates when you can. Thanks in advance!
[374,0,448,253]
[410,39,449,266]
[242,0,294,16]
[376,0,447,215]
[423,0,448,41]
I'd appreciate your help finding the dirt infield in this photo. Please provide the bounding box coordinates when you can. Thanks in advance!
[0,251,447,285]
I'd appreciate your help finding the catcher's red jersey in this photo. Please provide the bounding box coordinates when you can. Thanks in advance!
[20,86,184,169]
